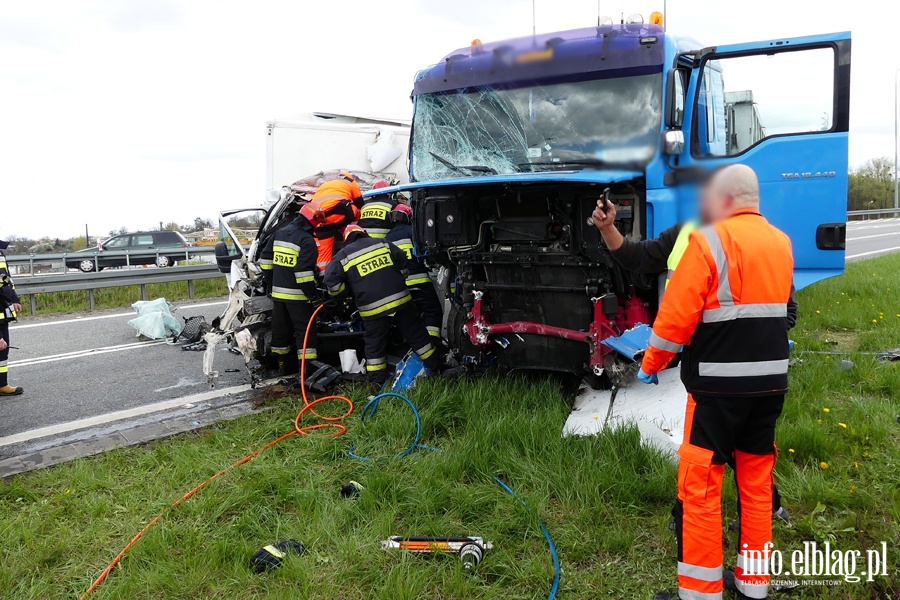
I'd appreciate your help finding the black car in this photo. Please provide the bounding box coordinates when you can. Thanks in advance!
[66,231,191,272]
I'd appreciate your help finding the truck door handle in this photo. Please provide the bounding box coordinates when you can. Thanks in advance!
[815,223,845,250]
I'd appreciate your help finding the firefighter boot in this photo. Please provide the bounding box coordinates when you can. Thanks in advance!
[724,571,771,600]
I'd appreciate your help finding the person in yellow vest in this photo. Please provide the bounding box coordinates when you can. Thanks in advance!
[591,191,794,528]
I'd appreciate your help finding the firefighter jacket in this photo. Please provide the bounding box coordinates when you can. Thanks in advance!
[641,209,793,396]
[301,180,362,237]
[384,223,431,287]
[357,196,398,238]
[0,247,19,321]
[323,236,412,320]
[259,218,320,303]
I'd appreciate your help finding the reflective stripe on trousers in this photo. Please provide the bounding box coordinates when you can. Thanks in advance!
[357,291,411,318]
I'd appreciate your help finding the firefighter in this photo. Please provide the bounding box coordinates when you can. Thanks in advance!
[324,224,440,384]
[0,239,23,396]
[641,165,793,600]
[259,211,322,374]
[384,203,443,341]
[592,192,794,526]
[357,181,396,238]
[301,172,364,271]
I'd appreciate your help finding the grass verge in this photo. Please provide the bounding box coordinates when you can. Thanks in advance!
[17,278,229,317]
[0,255,898,599]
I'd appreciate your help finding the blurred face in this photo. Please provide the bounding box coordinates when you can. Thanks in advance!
[699,182,735,225]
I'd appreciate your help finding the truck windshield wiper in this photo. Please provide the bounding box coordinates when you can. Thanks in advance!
[429,151,498,175]
[519,160,607,170]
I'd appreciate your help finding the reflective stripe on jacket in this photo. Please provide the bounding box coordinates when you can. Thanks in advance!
[358,198,397,238]
[642,209,793,396]
[384,223,432,287]
[259,218,320,303]
[323,236,411,319]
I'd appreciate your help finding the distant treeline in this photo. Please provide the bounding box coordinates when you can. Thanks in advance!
[848,156,897,212]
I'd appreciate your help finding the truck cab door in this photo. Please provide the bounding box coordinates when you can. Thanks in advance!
[677,32,851,289]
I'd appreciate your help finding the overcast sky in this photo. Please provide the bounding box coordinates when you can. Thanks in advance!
[2,0,897,239]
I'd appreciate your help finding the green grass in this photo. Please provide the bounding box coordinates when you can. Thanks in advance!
[0,256,898,599]
[17,278,228,317]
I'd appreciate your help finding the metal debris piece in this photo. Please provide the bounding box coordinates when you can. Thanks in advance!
[602,323,651,361]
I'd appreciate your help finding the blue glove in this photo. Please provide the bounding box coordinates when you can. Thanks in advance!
[637,368,659,385]
[788,339,795,352]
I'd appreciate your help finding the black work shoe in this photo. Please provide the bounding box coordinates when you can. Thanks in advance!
[724,571,771,599]
[0,386,24,396]
[773,506,791,525]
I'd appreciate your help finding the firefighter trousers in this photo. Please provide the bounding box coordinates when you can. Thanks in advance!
[674,393,784,600]
[271,301,318,361]
[362,303,438,383]
[0,323,9,388]
[410,283,443,340]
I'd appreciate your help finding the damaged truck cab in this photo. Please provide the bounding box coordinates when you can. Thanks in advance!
[369,24,851,381]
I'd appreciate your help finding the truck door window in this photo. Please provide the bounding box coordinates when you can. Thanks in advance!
[695,46,835,157]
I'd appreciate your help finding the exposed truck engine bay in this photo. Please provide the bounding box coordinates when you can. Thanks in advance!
[409,178,656,383]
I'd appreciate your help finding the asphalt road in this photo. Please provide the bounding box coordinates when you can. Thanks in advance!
[846,217,900,261]
[0,299,248,445]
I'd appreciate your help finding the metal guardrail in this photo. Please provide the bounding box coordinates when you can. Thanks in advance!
[6,246,218,276]
[847,208,900,220]
[6,247,229,314]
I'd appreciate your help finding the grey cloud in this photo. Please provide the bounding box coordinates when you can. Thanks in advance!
[0,19,72,53]
[104,0,186,33]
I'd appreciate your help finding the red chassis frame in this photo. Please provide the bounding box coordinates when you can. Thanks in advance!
[464,291,621,375]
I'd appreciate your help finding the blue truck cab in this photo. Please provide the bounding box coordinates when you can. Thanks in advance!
[366,21,851,380]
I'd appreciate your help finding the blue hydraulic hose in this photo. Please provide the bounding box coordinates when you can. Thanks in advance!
[493,476,560,600]
[348,392,423,461]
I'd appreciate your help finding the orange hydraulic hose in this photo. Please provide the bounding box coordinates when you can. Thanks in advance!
[80,304,353,598]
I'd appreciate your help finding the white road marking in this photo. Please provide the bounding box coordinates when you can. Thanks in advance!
[846,246,900,260]
[846,232,900,241]
[0,383,257,449]
[10,340,169,367]
[10,300,227,330]
[846,222,900,230]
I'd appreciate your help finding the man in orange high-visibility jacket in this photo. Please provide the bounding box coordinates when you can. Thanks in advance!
[300,172,364,272]
[644,165,793,600]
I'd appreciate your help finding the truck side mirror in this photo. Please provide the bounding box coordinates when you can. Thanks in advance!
[663,130,685,155]
[664,68,685,128]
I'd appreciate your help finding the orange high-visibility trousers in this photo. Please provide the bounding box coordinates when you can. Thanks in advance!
[315,235,335,273]
[674,393,782,600]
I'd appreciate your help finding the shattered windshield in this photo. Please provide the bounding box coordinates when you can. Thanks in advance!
[410,73,662,181]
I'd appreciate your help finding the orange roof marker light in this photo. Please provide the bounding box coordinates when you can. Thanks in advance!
[470,39,483,56]
[649,11,664,27]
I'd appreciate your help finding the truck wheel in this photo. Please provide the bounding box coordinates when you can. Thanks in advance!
[156,256,172,268]
[78,260,97,273]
